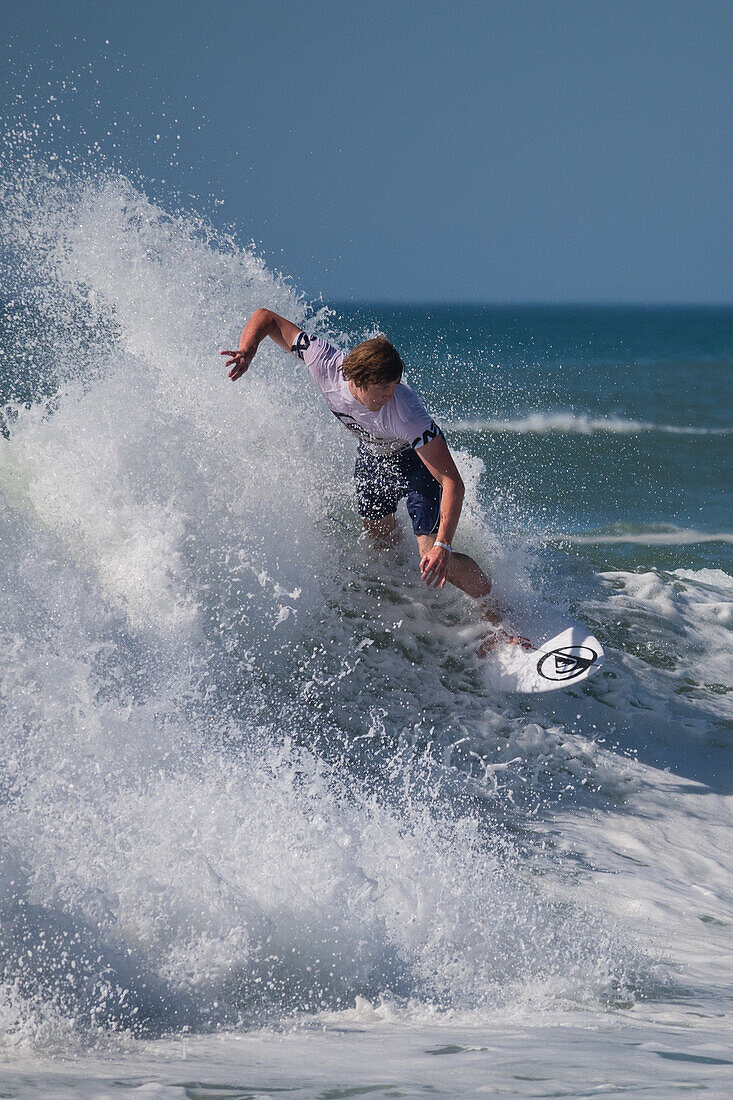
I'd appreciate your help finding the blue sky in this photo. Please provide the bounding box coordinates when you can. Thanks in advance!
[3,0,732,303]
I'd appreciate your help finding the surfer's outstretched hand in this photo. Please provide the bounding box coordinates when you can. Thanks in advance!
[221,346,256,380]
[420,544,450,588]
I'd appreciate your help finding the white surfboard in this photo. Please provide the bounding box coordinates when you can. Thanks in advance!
[484,618,604,694]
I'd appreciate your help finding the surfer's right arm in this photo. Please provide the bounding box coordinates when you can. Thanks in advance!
[221,309,302,380]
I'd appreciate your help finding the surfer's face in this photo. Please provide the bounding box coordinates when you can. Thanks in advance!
[350,380,399,411]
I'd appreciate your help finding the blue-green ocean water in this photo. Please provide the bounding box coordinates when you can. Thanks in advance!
[333,304,733,573]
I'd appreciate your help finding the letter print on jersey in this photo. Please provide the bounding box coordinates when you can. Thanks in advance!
[412,420,442,449]
[332,410,376,442]
[291,331,311,360]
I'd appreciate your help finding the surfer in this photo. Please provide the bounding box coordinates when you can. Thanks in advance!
[222,309,520,647]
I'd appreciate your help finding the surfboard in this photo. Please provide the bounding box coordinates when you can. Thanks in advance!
[483,617,604,694]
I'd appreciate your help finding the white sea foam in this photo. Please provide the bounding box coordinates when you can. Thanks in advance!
[0,165,658,1054]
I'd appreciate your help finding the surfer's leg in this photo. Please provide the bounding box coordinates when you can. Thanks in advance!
[355,446,403,547]
[401,455,525,644]
[415,535,529,651]
[405,455,499,620]
[363,513,401,548]
[415,533,495,604]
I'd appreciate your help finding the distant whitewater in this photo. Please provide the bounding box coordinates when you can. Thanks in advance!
[447,412,733,435]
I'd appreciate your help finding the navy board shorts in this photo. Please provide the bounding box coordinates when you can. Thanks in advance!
[354,444,442,536]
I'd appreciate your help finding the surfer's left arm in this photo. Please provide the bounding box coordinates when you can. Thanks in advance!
[416,435,465,588]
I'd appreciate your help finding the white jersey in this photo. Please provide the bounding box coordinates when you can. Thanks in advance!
[291,331,441,456]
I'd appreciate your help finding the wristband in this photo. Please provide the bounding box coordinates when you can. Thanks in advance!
[434,540,452,553]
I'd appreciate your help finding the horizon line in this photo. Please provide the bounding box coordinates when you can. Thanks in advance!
[325,298,733,310]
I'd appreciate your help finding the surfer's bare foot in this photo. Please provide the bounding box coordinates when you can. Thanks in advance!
[478,627,534,657]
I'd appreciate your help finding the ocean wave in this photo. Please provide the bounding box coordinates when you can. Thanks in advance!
[1,161,730,1056]
[0,163,655,1049]
[447,413,733,435]
[552,528,733,546]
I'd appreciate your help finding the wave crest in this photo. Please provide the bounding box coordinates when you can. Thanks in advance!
[447,412,732,435]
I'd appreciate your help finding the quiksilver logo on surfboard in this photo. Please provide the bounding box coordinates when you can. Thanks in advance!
[537,645,599,682]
